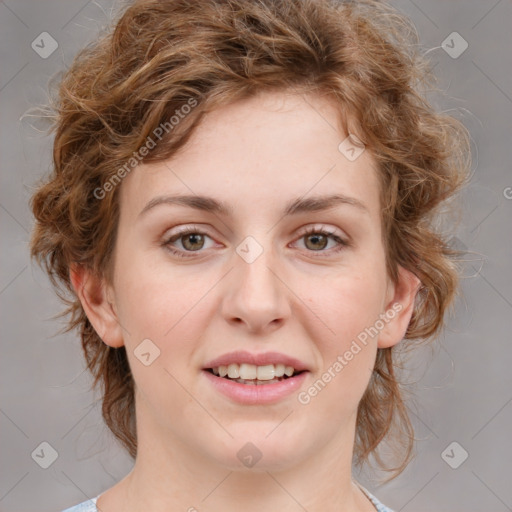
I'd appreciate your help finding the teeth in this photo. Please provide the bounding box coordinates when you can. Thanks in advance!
[227,363,239,379]
[234,377,282,385]
[210,363,298,380]
[256,364,275,380]
[239,363,257,380]
[275,364,285,377]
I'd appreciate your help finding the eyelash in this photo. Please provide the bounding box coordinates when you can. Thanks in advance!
[161,225,349,259]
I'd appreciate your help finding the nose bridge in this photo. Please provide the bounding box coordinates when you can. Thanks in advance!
[221,234,290,332]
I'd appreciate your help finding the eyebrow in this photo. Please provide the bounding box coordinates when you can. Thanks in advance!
[138,193,369,219]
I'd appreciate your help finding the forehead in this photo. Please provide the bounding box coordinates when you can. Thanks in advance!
[119,90,380,223]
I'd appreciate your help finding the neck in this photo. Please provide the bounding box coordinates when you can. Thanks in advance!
[101,399,375,512]
[122,450,367,512]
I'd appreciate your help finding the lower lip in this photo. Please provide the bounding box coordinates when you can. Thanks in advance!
[202,370,308,405]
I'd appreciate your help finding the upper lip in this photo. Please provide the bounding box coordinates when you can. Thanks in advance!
[203,350,310,372]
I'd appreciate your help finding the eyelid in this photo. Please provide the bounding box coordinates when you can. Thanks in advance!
[167,224,212,237]
[296,223,343,237]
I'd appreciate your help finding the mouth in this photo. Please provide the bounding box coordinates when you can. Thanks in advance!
[202,362,309,404]
[205,363,307,386]
[201,351,310,403]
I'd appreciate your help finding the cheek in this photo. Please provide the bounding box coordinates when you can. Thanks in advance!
[113,263,211,410]
[297,267,387,406]
[303,263,388,343]
[113,243,211,339]
[110,260,218,398]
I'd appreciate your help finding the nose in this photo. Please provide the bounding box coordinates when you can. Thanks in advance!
[220,241,291,335]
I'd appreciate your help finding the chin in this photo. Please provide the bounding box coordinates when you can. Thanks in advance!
[202,430,309,473]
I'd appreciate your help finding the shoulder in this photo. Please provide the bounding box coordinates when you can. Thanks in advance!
[59,496,98,512]
[358,485,395,512]
[369,495,395,512]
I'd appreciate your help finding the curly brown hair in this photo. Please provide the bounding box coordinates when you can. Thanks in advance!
[29,0,470,479]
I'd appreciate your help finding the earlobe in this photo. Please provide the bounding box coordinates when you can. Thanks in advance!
[378,266,421,349]
[69,264,125,348]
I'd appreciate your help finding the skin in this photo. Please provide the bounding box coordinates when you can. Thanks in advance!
[71,90,420,512]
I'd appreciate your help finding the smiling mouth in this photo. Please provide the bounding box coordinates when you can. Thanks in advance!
[205,363,306,385]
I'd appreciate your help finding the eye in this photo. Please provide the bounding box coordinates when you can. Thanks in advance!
[162,226,216,258]
[292,225,349,256]
[161,224,350,259]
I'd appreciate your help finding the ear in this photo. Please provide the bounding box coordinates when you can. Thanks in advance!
[69,264,124,348]
[378,265,421,349]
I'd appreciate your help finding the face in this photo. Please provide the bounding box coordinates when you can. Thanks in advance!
[78,90,418,473]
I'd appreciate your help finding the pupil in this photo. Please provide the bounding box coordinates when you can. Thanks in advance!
[307,234,327,251]
[183,233,204,250]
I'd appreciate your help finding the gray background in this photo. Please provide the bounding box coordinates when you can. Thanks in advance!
[1,1,511,511]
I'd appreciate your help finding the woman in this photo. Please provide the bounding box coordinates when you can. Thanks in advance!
[29,0,470,510]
